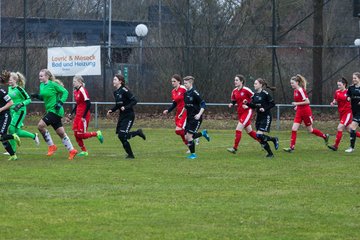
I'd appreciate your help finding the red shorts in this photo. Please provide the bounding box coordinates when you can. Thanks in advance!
[294,111,313,126]
[72,115,90,132]
[175,112,187,129]
[238,109,253,127]
[339,112,352,126]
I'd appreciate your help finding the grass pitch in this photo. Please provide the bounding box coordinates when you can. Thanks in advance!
[1,126,360,239]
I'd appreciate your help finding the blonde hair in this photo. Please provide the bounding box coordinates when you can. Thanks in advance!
[53,79,64,87]
[10,72,26,88]
[291,74,307,90]
[183,75,195,84]
[73,75,85,87]
[40,69,55,81]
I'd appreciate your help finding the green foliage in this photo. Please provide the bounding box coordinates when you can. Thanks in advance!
[1,127,360,239]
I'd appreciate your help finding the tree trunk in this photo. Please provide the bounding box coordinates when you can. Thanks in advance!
[313,0,323,104]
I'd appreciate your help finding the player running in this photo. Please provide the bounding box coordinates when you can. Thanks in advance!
[107,74,146,159]
[344,72,360,153]
[227,74,259,154]
[283,74,329,153]
[328,77,360,151]
[178,76,210,159]
[66,75,103,157]
[245,78,279,158]
[31,69,78,160]
[6,72,40,155]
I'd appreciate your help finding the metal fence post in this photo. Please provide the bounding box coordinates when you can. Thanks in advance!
[95,102,98,129]
[276,105,281,130]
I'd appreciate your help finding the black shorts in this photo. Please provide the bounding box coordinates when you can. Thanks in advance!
[185,117,202,134]
[42,112,63,130]
[116,112,135,134]
[353,112,360,124]
[255,114,272,132]
[0,112,11,135]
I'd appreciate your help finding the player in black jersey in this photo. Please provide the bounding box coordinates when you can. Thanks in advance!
[245,78,279,158]
[178,76,210,159]
[0,71,21,160]
[345,72,360,153]
[107,74,146,159]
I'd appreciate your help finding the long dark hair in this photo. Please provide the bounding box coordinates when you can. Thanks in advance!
[172,74,182,83]
[115,74,127,88]
[338,77,348,88]
[235,74,246,85]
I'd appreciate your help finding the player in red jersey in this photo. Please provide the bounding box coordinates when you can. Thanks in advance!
[283,74,329,152]
[67,75,104,157]
[163,74,188,145]
[227,74,259,154]
[328,78,360,151]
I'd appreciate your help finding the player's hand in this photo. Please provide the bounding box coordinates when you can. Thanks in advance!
[81,118,86,123]
[54,101,63,110]
[120,106,125,111]
[228,103,233,108]
[194,113,201,120]
[14,103,23,112]
[106,110,112,117]
[163,110,168,114]
[242,104,248,109]
[294,106,297,111]
[259,108,265,112]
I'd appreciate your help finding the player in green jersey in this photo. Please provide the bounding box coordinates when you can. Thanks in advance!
[31,69,78,160]
[5,72,40,154]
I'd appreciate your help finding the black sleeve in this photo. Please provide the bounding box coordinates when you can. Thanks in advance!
[263,94,275,111]
[124,91,137,110]
[110,104,119,112]
[167,101,177,113]
[82,100,91,118]
[71,104,77,115]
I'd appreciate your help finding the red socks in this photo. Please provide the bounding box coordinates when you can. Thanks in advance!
[248,131,259,142]
[175,129,187,145]
[290,131,297,149]
[234,130,242,149]
[311,128,326,139]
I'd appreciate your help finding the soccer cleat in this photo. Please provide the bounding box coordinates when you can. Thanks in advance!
[187,153,197,159]
[324,134,330,145]
[96,130,104,144]
[266,154,274,158]
[327,145,338,151]
[195,138,200,145]
[137,129,146,140]
[3,152,10,155]
[12,134,21,147]
[345,147,354,153]
[202,129,210,142]
[77,151,89,157]
[227,147,237,154]
[34,133,40,146]
[273,137,279,150]
[68,149,78,160]
[8,154,18,161]
[283,147,294,153]
[47,145,58,156]
[125,154,135,159]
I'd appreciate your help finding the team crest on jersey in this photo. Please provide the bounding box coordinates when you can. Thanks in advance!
[240,92,244,96]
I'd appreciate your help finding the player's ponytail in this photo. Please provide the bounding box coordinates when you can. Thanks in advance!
[257,78,276,91]
[74,75,85,87]
[115,74,126,88]
[172,74,182,83]
[291,74,307,90]
[235,74,246,85]
[0,70,10,84]
[40,69,56,81]
[10,72,26,87]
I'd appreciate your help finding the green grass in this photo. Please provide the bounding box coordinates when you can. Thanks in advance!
[1,125,360,239]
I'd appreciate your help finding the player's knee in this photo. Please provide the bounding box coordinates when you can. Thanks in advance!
[118,132,127,142]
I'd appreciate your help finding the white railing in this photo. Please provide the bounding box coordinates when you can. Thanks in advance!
[30,101,337,130]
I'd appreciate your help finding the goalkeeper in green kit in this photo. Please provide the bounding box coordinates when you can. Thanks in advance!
[31,69,78,160]
[5,72,40,155]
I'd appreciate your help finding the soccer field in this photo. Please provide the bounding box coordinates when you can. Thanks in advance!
[1,127,360,239]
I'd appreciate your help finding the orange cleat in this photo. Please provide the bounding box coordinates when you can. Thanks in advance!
[68,149,78,160]
[47,145,58,156]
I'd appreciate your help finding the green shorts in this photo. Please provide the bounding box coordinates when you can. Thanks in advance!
[11,109,26,129]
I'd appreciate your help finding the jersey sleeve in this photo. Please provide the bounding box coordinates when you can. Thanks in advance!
[53,82,69,103]
[17,87,31,106]
[124,90,137,110]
